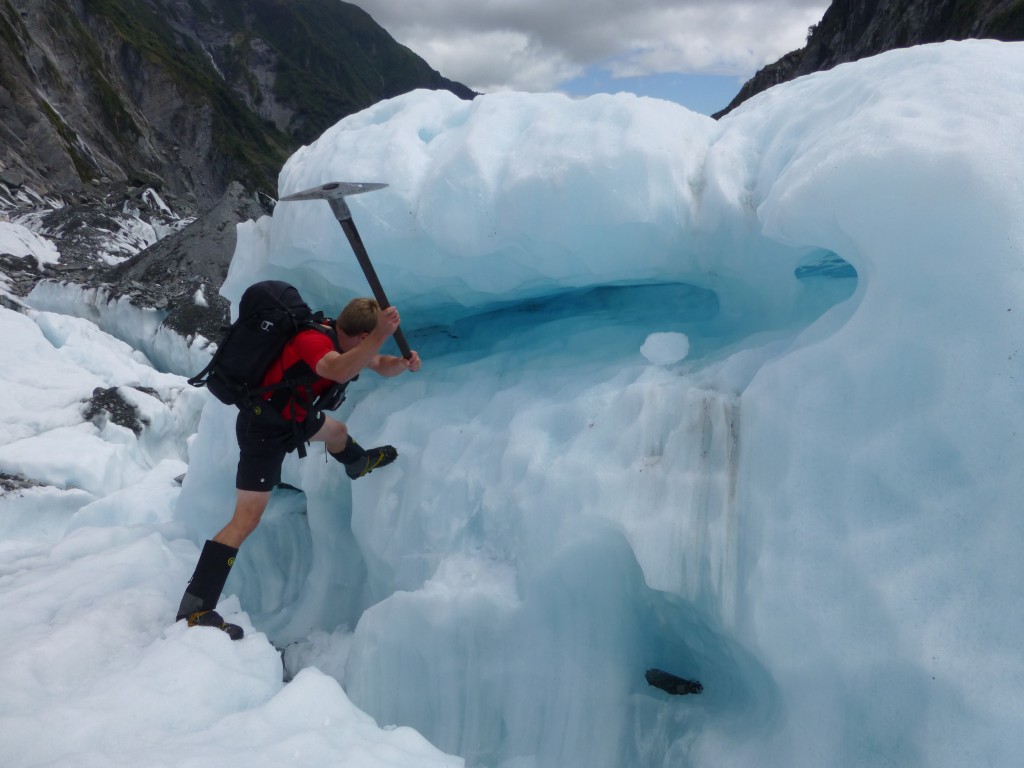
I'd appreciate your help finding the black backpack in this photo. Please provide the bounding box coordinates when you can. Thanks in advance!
[188,280,335,410]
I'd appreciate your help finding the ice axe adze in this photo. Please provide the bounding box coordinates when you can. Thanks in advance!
[279,181,412,359]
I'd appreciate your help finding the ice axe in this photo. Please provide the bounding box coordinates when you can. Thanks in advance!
[279,181,412,359]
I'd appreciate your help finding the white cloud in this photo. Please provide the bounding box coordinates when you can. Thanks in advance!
[350,0,829,92]
[408,30,582,94]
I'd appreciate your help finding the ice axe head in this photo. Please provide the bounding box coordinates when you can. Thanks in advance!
[279,181,388,219]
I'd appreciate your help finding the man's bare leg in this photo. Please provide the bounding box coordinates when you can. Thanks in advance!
[214,489,272,549]
[309,415,350,453]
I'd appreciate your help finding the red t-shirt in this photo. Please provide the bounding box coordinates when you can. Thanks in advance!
[260,328,335,421]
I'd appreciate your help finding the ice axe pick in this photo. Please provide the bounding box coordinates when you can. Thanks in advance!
[279,181,412,359]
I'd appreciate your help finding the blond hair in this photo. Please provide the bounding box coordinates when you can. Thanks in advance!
[337,297,381,336]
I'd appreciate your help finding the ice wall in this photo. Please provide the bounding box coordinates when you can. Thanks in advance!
[27,281,213,376]
[179,40,1024,768]
[721,43,1024,766]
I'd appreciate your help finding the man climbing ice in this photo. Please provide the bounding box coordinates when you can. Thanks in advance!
[176,296,421,639]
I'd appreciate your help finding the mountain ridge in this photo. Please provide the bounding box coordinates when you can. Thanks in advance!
[716,0,1024,117]
[0,0,475,206]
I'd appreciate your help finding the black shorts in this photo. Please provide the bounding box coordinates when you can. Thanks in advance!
[235,409,326,492]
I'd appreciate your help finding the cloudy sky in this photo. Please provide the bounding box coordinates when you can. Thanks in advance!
[347,0,831,114]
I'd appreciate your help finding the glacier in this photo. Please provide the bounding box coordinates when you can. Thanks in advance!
[1,39,1023,768]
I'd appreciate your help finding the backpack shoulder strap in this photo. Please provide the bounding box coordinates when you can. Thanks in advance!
[255,319,338,404]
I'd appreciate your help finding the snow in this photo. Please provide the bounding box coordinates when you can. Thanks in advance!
[0,219,60,268]
[3,39,1024,768]
[640,332,690,365]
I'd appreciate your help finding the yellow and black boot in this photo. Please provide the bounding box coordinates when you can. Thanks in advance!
[176,540,243,640]
[330,436,398,479]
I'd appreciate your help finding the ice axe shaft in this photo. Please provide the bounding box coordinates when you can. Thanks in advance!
[280,181,411,359]
[329,199,412,358]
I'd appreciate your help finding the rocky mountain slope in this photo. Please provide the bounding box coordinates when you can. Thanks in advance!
[716,0,1024,116]
[0,0,475,340]
[0,0,475,206]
